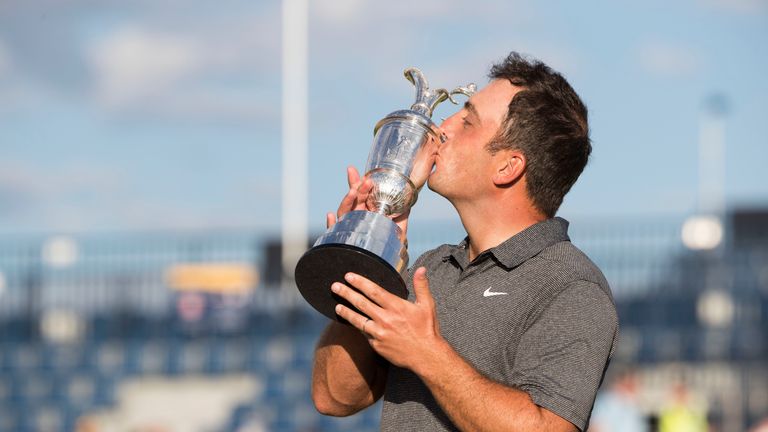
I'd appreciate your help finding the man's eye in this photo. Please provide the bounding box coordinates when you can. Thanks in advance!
[462,117,472,127]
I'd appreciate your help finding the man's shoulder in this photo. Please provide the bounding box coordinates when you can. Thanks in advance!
[537,240,598,268]
[532,240,612,298]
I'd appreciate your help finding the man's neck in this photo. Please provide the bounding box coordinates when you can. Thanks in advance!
[454,199,547,262]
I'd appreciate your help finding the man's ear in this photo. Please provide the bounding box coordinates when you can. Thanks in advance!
[492,150,526,186]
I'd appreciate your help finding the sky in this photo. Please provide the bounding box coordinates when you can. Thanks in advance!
[0,0,766,235]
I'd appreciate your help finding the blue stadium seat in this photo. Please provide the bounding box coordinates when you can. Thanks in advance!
[122,339,144,376]
[273,398,321,431]
[211,338,250,374]
[10,343,43,373]
[29,404,66,432]
[262,337,295,374]
[291,333,318,370]
[12,372,55,404]
[0,342,13,374]
[0,398,38,432]
[279,369,311,401]
[95,341,127,376]
[0,319,34,344]
[0,373,12,403]
[164,338,185,376]
[245,336,271,372]
[137,341,170,375]
[225,404,274,432]
[41,343,87,373]
[88,315,111,341]
[0,406,22,432]
[176,338,209,375]
[93,373,117,407]
[62,406,88,432]
[360,400,383,426]
[317,409,366,431]
[62,374,98,410]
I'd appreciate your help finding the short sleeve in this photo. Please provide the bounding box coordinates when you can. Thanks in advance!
[508,280,618,431]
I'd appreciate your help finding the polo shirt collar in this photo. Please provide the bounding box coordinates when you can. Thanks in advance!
[446,217,570,270]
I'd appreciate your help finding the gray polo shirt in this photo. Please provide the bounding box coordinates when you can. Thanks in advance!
[380,217,618,432]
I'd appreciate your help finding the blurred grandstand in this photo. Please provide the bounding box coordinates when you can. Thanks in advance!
[0,209,766,431]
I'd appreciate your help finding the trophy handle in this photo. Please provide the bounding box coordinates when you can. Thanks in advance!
[404,68,475,117]
[448,84,477,102]
[404,68,430,113]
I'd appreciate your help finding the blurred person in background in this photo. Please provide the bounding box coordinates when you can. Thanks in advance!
[589,367,648,432]
[311,52,618,432]
[658,382,708,432]
[75,416,100,432]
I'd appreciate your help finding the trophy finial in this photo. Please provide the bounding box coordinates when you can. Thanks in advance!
[404,67,476,117]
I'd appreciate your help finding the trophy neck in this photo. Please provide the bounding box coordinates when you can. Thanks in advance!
[373,110,440,139]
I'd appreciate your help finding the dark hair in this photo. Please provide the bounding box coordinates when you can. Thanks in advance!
[487,52,591,218]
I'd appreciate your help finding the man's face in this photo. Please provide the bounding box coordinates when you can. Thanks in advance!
[428,79,520,201]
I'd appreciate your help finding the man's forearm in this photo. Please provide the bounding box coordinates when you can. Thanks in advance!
[312,321,388,416]
[414,339,577,432]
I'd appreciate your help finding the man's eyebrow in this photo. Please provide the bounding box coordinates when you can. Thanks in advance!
[464,101,481,123]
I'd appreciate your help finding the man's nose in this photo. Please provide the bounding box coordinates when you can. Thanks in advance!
[433,124,448,144]
[438,115,457,140]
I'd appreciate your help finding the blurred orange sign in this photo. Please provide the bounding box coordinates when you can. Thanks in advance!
[165,263,258,294]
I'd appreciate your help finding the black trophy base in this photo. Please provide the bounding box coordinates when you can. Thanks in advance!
[295,243,407,323]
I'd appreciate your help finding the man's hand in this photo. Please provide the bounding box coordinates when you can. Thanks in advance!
[326,166,374,229]
[409,133,439,190]
[330,268,578,432]
[326,166,412,241]
[330,267,445,373]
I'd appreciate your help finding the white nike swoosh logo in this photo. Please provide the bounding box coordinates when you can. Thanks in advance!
[483,287,508,297]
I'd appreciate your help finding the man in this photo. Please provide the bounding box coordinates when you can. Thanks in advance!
[589,368,648,432]
[311,52,618,432]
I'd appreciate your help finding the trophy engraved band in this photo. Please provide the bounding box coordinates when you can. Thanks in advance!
[295,68,475,322]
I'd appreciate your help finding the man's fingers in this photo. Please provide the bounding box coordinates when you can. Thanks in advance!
[331,282,383,321]
[344,273,397,310]
[412,267,434,307]
[326,212,336,229]
[347,166,361,189]
[336,188,357,219]
[358,177,373,195]
[334,303,369,332]
[353,177,375,211]
[409,137,438,189]
[333,166,365,220]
